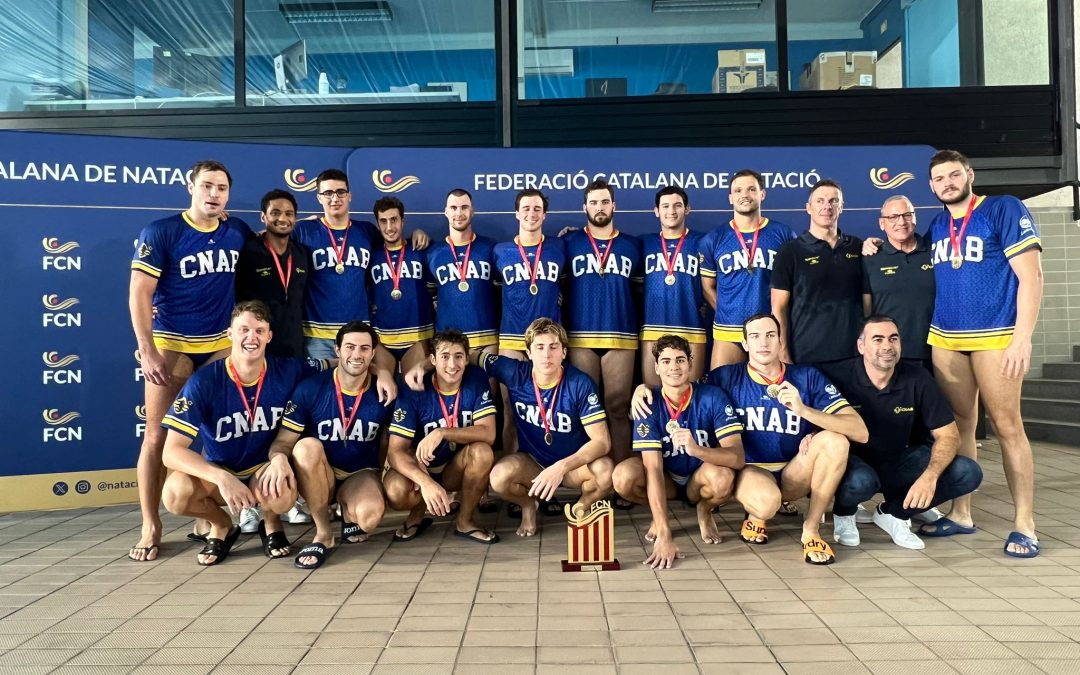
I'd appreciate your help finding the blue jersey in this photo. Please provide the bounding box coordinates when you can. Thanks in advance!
[162,356,322,475]
[131,212,250,353]
[494,236,566,351]
[707,363,849,470]
[369,242,435,350]
[563,229,642,349]
[640,230,709,344]
[479,354,606,467]
[700,219,797,342]
[292,218,379,338]
[426,234,498,348]
[631,383,743,484]
[388,366,496,469]
[927,195,1041,351]
[280,369,392,477]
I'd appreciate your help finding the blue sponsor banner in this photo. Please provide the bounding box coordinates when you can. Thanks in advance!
[347,146,938,240]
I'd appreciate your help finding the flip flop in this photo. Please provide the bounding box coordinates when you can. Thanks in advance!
[613,496,635,511]
[393,517,433,542]
[802,536,836,565]
[477,497,499,514]
[917,517,977,537]
[1004,531,1041,558]
[294,542,335,570]
[186,532,208,545]
[127,544,159,562]
[778,501,799,517]
[341,520,366,544]
[454,528,500,545]
[197,525,241,567]
[739,518,768,545]
[258,520,291,559]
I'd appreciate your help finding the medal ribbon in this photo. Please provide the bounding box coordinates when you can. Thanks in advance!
[227,358,266,424]
[263,238,293,298]
[334,369,364,440]
[747,363,785,388]
[323,219,350,270]
[948,195,977,262]
[531,370,564,440]
[383,242,407,294]
[662,386,693,428]
[447,235,473,286]
[435,383,462,430]
[515,236,544,290]
[660,230,688,278]
[586,228,616,274]
[730,219,762,271]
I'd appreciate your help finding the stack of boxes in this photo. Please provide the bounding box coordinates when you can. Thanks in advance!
[711,49,768,93]
[799,51,877,90]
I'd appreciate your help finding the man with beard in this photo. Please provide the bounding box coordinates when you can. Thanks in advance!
[923,149,1043,558]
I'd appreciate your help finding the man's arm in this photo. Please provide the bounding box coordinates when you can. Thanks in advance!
[904,421,960,510]
[770,288,793,364]
[862,293,873,318]
[685,433,745,470]
[438,415,497,447]
[387,433,452,515]
[641,450,679,569]
[529,420,611,502]
[162,430,256,511]
[1004,249,1044,379]
[776,382,868,443]
[262,427,301,500]
[129,271,169,385]
[701,276,718,311]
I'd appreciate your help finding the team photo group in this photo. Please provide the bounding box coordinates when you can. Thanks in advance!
[126,148,1043,571]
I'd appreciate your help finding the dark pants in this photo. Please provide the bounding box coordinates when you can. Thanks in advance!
[833,445,983,520]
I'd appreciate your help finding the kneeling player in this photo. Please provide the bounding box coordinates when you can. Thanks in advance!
[385,329,499,543]
[161,301,325,566]
[265,321,395,569]
[615,335,745,568]
[482,318,613,537]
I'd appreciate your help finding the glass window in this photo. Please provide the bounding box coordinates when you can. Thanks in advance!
[244,0,494,105]
[518,0,779,100]
[787,0,1050,91]
[1,0,235,113]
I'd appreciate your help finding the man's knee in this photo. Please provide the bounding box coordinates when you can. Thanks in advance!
[462,442,494,472]
[944,456,983,495]
[489,457,519,493]
[383,471,418,509]
[161,473,194,515]
[835,460,880,506]
[707,466,736,500]
[737,479,781,516]
[814,431,850,461]
[612,458,643,496]
[292,439,327,471]
[587,456,614,492]
[987,409,1025,442]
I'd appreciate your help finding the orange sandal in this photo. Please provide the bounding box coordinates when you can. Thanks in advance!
[740,518,768,545]
[802,536,836,565]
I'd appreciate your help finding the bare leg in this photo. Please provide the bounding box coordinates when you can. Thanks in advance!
[336,470,387,540]
[382,467,427,538]
[711,340,747,370]
[734,466,782,543]
[612,457,676,542]
[600,349,636,464]
[292,438,337,563]
[932,347,979,528]
[442,442,495,536]
[489,453,543,536]
[161,471,232,565]
[688,464,735,544]
[781,431,850,562]
[498,349,526,454]
[250,463,298,558]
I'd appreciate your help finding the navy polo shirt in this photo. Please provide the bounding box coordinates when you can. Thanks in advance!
[862,235,935,361]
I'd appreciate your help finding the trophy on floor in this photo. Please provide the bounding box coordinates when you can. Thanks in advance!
[562,499,620,572]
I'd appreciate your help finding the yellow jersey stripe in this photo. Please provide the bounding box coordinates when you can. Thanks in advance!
[716,423,744,438]
[641,327,707,344]
[823,400,850,415]
[1004,236,1041,259]
[281,419,304,433]
[712,326,744,343]
[473,408,497,420]
[162,415,198,438]
[750,461,787,471]
[153,334,231,353]
[581,411,607,425]
[388,424,415,437]
[633,441,663,449]
[130,261,161,277]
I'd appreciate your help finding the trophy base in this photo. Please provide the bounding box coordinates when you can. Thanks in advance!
[562,559,621,572]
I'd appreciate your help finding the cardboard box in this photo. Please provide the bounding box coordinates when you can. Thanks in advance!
[711,49,767,93]
[800,51,877,90]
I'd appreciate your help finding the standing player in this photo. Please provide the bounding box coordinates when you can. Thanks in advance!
[925,149,1043,558]
[701,169,796,369]
[633,314,868,564]
[639,187,710,385]
[563,179,642,474]
[159,301,323,566]
[616,335,745,568]
[265,321,396,569]
[128,160,251,561]
[368,196,433,374]
[482,319,613,537]
[384,330,499,544]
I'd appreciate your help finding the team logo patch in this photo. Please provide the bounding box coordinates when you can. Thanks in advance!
[138,243,152,259]
[804,256,819,265]
[921,264,933,271]
[43,409,80,426]
[42,237,79,254]
[283,168,319,192]
[588,393,599,406]
[42,351,80,368]
[372,169,420,194]
[636,422,650,438]
[870,167,915,190]
[284,401,297,416]
[393,408,406,422]
[1019,216,1034,232]
[481,390,491,403]
[172,397,192,414]
[135,405,147,421]
[825,384,839,396]
[725,405,734,417]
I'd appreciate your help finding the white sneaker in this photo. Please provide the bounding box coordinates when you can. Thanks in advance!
[855,503,875,524]
[911,507,945,525]
[239,506,261,534]
[833,514,860,546]
[872,507,925,550]
[284,499,312,524]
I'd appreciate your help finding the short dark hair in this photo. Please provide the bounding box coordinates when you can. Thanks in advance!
[431,329,470,354]
[807,178,843,201]
[373,196,405,219]
[862,314,899,332]
[189,160,232,187]
[584,178,614,203]
[232,300,271,324]
[743,313,781,340]
[928,149,971,174]
[731,169,764,190]
[654,185,689,209]
[316,168,349,192]
[260,189,297,213]
[446,188,473,202]
[652,334,692,362]
[335,321,378,348]
[515,189,548,212]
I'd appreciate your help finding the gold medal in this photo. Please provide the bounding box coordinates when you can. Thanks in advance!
[666,420,679,435]
[334,262,345,274]
[766,384,780,398]
[390,289,402,300]
[745,266,755,275]
[544,432,553,445]
[449,441,457,452]
[664,274,676,286]
[529,283,538,296]
[457,280,469,292]
[950,255,963,269]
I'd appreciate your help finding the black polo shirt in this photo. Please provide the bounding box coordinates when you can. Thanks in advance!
[862,234,935,361]
[235,235,311,358]
[771,229,863,364]
[829,357,954,466]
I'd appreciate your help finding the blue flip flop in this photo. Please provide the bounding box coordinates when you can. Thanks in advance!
[917,517,976,537]
[1004,531,1040,558]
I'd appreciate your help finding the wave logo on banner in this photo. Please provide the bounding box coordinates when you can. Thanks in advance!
[42,294,81,328]
[372,169,420,194]
[43,351,80,368]
[42,351,82,385]
[870,167,915,190]
[42,238,79,255]
[42,294,79,311]
[283,169,319,192]
[43,409,80,426]
[135,405,147,438]
[43,408,82,442]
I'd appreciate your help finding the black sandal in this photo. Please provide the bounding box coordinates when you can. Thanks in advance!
[294,542,334,570]
[342,520,366,544]
[258,520,290,559]
[197,525,241,567]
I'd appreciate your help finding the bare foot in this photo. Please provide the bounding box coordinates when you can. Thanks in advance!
[697,503,722,544]
[644,521,658,543]
[129,517,162,561]
[516,500,539,537]
[395,504,427,540]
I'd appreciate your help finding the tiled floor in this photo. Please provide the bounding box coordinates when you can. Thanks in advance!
[3,439,1080,674]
